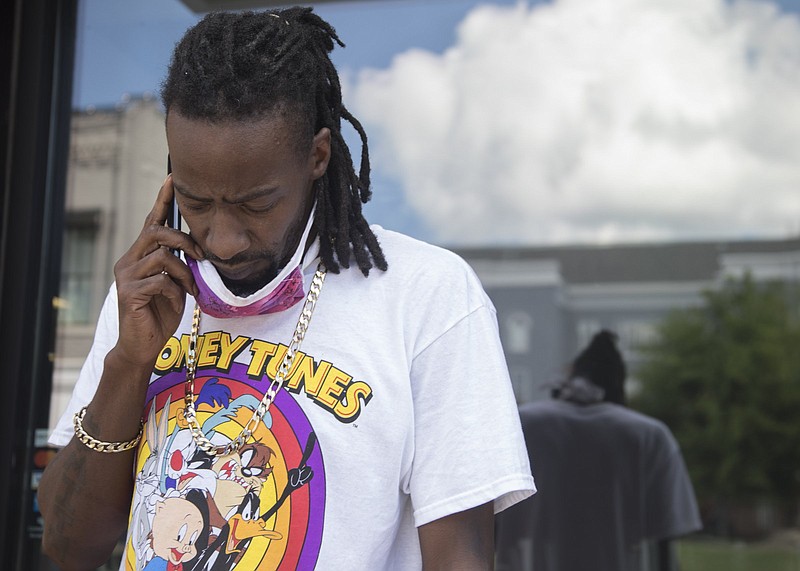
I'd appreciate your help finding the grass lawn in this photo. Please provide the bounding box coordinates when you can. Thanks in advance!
[678,538,800,571]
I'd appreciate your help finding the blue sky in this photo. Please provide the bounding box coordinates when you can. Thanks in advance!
[73,0,528,109]
[72,0,800,108]
[73,0,800,246]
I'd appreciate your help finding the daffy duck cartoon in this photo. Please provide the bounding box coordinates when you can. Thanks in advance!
[188,433,317,571]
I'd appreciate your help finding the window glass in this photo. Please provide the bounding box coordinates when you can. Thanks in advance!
[504,311,533,354]
[58,211,100,324]
[52,1,800,569]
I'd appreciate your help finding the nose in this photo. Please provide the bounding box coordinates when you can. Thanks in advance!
[204,207,250,261]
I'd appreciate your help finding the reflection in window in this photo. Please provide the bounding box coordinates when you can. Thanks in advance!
[617,320,657,354]
[509,366,535,403]
[504,311,533,354]
[58,211,100,324]
[576,319,602,351]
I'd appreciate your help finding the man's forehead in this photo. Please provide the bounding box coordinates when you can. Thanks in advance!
[166,110,309,166]
[166,110,292,141]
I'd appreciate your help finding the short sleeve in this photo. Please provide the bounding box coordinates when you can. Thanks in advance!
[643,427,702,539]
[407,304,536,527]
[48,284,120,447]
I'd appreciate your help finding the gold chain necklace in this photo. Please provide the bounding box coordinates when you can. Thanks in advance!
[183,264,327,457]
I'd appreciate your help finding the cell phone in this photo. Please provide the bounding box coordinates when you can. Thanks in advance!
[166,155,181,257]
[166,155,181,231]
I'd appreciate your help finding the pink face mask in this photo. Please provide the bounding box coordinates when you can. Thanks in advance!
[185,206,316,319]
[186,257,305,318]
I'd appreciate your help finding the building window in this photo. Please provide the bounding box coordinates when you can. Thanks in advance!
[576,319,602,350]
[59,211,100,324]
[504,311,533,354]
[617,320,657,354]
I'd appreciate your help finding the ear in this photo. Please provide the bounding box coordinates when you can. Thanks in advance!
[309,127,331,179]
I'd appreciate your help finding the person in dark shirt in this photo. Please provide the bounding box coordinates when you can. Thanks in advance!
[496,330,702,571]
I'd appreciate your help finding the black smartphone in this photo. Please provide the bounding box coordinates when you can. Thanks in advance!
[166,155,181,256]
[166,155,181,231]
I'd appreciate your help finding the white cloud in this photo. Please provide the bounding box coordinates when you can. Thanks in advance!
[349,0,800,245]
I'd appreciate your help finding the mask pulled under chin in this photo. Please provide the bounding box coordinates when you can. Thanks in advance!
[185,206,316,319]
[186,258,305,318]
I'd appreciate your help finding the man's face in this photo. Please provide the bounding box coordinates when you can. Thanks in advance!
[166,111,330,296]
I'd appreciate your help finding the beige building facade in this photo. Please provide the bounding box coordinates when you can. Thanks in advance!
[52,97,167,428]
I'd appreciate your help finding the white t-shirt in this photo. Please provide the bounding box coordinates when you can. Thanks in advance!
[51,227,535,571]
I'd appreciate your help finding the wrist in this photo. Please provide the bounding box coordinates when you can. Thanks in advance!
[73,406,143,453]
[105,345,157,376]
[84,349,153,442]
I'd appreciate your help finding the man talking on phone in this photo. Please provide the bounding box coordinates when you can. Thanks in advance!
[38,8,534,570]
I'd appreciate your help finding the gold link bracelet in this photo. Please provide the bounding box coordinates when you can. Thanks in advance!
[73,406,143,453]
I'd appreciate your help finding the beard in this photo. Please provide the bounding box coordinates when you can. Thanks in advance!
[205,212,309,297]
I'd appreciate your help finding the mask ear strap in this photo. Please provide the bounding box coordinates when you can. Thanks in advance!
[299,200,319,267]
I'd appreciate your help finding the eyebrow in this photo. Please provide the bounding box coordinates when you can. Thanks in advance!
[172,183,208,202]
[227,186,280,204]
[173,183,280,204]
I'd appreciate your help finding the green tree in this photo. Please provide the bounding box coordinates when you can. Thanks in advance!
[633,275,800,524]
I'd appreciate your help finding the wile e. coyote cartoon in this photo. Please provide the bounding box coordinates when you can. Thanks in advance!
[127,379,315,571]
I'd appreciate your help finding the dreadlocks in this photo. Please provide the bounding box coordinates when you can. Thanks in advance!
[161,7,387,276]
[570,330,627,405]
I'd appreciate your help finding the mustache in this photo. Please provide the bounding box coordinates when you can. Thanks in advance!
[202,250,274,266]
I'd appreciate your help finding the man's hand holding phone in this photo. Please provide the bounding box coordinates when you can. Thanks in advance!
[110,174,204,372]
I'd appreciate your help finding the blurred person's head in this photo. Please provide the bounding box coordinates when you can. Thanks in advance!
[554,330,627,405]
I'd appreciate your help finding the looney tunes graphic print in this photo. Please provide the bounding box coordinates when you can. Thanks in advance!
[121,323,378,571]
[126,370,324,571]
